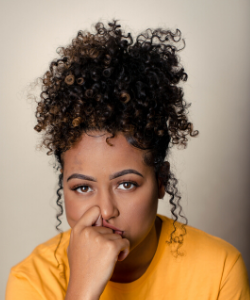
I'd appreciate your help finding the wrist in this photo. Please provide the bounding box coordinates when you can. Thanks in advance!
[65,291,99,300]
[65,281,100,300]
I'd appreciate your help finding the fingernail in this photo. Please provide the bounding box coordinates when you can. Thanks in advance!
[95,215,102,226]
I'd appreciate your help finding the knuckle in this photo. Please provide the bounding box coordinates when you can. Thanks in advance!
[72,222,83,234]
[71,226,79,237]
[94,235,103,244]
[83,226,92,238]
[125,239,130,247]
[106,240,116,252]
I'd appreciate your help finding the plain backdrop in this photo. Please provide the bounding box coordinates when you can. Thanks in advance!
[1,0,250,298]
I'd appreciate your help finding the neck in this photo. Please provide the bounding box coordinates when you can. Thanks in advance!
[110,216,162,283]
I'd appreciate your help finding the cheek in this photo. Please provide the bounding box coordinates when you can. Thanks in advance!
[127,184,159,232]
[63,188,88,228]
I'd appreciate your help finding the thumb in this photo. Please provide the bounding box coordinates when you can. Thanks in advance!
[93,214,102,227]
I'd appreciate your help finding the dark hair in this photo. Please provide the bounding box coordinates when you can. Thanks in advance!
[34,20,198,250]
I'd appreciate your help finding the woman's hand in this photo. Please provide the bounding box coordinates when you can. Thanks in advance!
[65,206,130,300]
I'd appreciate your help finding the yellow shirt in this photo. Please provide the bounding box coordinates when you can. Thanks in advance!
[6,214,250,299]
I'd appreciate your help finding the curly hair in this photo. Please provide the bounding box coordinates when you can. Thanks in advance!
[34,20,198,250]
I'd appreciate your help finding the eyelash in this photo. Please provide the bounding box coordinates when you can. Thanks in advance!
[72,181,138,194]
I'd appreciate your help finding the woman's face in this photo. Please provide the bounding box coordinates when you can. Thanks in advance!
[62,131,165,253]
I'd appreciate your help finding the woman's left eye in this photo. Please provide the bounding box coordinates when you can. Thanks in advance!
[118,182,137,190]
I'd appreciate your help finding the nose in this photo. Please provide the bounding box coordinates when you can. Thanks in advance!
[98,190,119,221]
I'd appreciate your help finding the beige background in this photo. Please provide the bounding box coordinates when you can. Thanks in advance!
[1,0,250,298]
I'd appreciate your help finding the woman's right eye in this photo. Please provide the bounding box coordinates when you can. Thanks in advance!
[74,186,93,194]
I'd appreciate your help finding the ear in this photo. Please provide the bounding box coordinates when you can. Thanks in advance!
[157,161,170,199]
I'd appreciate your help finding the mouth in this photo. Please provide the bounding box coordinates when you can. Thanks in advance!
[102,219,124,237]
[112,229,124,237]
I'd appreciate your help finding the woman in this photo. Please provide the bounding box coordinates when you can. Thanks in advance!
[6,20,250,299]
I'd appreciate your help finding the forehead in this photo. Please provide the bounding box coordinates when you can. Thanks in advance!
[62,131,152,174]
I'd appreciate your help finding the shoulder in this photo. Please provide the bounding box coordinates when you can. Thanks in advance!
[158,214,240,259]
[6,230,71,300]
[10,230,70,275]
[184,221,241,270]
[157,214,250,297]
[183,222,250,297]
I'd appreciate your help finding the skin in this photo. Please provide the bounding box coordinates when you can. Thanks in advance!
[62,130,167,291]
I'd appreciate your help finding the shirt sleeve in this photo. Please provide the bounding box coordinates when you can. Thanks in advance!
[218,254,250,300]
[5,272,44,300]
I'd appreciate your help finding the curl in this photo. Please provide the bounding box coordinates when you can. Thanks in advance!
[165,171,187,254]
[54,173,63,268]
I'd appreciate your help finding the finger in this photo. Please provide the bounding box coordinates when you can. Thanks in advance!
[103,233,123,240]
[115,239,130,262]
[117,250,129,262]
[93,213,102,227]
[92,226,114,235]
[74,206,102,232]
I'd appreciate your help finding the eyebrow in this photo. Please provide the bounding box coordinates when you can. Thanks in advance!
[67,169,144,182]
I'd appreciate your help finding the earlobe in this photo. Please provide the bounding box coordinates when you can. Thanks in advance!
[157,161,170,199]
[158,182,165,199]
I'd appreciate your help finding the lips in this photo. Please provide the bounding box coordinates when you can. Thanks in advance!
[102,219,124,236]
